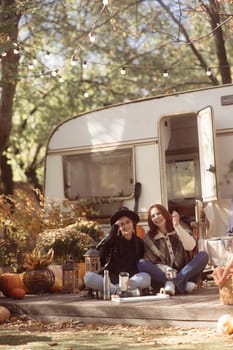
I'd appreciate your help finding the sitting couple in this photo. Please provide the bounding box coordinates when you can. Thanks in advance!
[84,204,208,296]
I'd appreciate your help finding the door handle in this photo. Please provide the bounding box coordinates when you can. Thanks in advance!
[206,165,215,173]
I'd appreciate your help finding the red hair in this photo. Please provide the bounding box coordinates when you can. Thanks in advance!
[148,204,174,237]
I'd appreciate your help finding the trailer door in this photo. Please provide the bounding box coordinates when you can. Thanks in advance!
[197,106,217,201]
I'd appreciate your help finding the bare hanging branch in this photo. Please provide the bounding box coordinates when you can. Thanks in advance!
[156,0,219,85]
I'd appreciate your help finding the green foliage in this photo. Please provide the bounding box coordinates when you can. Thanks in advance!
[4,0,232,189]
[0,189,103,270]
[36,221,97,264]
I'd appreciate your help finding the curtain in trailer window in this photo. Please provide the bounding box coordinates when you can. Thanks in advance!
[63,148,134,200]
[167,160,200,199]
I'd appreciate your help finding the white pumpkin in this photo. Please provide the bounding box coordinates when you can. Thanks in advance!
[217,314,233,335]
[0,306,10,323]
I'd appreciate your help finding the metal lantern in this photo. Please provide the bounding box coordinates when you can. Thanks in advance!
[62,257,79,293]
[84,243,100,273]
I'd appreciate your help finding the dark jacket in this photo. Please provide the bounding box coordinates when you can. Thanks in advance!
[97,224,145,284]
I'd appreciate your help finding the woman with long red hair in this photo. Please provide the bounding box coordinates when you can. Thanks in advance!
[138,204,208,295]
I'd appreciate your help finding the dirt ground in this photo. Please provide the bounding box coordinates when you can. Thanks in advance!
[0,318,233,350]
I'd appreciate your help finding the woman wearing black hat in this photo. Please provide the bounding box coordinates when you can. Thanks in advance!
[84,207,151,295]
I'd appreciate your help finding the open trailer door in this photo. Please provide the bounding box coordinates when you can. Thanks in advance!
[197,106,217,202]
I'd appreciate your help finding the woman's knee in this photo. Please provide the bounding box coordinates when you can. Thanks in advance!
[84,272,98,289]
[137,259,150,271]
[140,272,151,287]
[130,272,151,289]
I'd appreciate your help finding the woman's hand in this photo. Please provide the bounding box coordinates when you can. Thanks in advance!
[171,211,180,227]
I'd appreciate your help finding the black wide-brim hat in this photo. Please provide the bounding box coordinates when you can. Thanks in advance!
[110,207,140,225]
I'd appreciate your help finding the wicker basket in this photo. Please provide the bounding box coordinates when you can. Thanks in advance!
[219,274,233,305]
[23,268,55,294]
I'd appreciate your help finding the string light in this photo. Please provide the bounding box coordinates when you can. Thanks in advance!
[83,91,89,98]
[13,48,19,54]
[70,57,77,66]
[7,0,231,85]
[2,2,231,86]
[89,32,95,43]
[51,69,58,77]
[12,43,20,55]
[120,67,126,75]
[206,67,212,76]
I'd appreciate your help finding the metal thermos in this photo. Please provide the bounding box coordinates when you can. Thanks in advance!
[103,270,111,300]
[119,272,129,292]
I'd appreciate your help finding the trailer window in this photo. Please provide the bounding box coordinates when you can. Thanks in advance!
[167,159,200,199]
[63,148,134,200]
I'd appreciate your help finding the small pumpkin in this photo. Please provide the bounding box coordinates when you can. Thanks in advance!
[217,314,233,335]
[0,306,10,323]
[0,273,22,297]
[9,287,26,299]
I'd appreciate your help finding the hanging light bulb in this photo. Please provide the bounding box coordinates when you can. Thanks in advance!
[103,0,108,5]
[12,43,19,54]
[32,58,38,65]
[13,48,19,54]
[120,67,126,75]
[28,63,34,70]
[89,32,95,43]
[163,70,168,77]
[59,76,64,83]
[206,67,212,76]
[84,91,89,98]
[1,51,7,57]
[70,56,78,66]
[45,51,50,58]
[83,60,87,69]
[40,69,45,77]
[51,69,58,77]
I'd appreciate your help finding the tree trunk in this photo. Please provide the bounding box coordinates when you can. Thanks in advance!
[201,0,232,84]
[0,0,21,194]
[0,153,13,195]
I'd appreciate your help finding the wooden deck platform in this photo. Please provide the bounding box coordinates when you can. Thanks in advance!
[0,286,232,328]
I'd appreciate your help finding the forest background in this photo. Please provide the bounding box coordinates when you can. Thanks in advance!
[1,0,233,196]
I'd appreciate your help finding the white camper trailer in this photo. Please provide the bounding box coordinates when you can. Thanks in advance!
[44,84,233,263]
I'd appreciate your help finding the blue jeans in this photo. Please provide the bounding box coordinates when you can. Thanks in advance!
[84,271,151,294]
[137,251,209,293]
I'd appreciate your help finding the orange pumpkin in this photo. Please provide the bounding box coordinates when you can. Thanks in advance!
[0,272,29,297]
[9,287,26,299]
[0,273,22,297]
